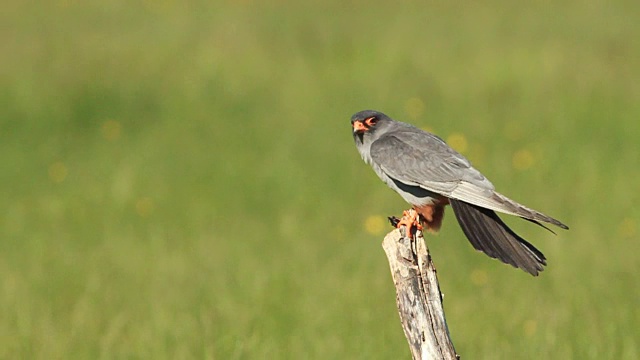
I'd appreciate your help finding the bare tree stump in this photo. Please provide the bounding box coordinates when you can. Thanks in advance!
[382,228,460,360]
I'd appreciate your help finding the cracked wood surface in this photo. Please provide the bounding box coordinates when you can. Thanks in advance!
[382,228,459,360]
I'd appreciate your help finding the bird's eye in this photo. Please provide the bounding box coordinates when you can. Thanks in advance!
[365,117,377,127]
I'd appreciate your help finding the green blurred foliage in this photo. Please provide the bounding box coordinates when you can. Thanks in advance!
[1,0,639,358]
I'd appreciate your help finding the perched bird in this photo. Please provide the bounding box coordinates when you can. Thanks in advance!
[351,110,568,276]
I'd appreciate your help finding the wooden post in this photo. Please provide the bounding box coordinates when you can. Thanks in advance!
[382,227,460,360]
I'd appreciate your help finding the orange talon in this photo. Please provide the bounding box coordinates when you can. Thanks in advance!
[396,209,422,238]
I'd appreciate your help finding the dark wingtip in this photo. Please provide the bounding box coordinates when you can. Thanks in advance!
[525,219,557,235]
[548,217,569,230]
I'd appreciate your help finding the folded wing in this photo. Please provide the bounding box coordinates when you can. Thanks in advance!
[369,130,568,229]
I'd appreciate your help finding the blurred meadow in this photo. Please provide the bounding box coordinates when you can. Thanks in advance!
[2,0,639,358]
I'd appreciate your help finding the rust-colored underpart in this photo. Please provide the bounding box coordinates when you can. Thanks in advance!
[413,198,449,233]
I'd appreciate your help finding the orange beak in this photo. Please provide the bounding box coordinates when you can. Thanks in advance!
[352,120,367,133]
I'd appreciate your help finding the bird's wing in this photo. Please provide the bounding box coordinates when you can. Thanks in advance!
[369,130,494,195]
[370,130,568,229]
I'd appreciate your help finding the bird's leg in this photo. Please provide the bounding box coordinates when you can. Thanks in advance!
[396,209,423,238]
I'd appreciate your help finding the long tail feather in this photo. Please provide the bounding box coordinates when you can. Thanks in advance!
[450,199,547,276]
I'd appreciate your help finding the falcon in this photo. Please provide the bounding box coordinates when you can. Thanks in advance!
[351,110,568,276]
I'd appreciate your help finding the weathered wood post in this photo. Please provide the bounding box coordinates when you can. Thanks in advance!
[381,226,460,360]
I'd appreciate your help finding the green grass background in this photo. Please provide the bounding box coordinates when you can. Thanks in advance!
[2,0,639,358]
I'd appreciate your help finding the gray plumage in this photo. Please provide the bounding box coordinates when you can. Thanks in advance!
[351,110,568,276]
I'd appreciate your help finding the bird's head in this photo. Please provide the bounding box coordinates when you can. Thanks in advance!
[351,110,394,145]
